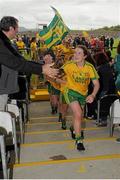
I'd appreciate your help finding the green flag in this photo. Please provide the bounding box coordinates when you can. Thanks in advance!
[39,7,70,49]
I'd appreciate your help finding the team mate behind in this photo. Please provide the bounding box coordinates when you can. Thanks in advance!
[62,45,100,151]
[30,37,38,61]
[43,50,60,114]
[16,37,25,55]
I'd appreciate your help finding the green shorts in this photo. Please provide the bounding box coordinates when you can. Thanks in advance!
[51,86,60,95]
[48,83,60,95]
[59,93,67,104]
[64,89,86,106]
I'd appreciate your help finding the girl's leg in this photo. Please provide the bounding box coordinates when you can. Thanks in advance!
[52,95,59,114]
[69,101,85,151]
[58,101,62,122]
[49,94,55,114]
[61,103,68,129]
[50,94,59,114]
[69,101,82,135]
[58,93,67,122]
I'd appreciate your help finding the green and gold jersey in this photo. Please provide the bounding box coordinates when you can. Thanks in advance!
[63,61,99,96]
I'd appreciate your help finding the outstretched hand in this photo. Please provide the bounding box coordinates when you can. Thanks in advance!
[42,63,59,78]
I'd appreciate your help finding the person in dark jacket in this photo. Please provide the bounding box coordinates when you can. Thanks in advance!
[110,37,114,51]
[0,16,58,110]
[114,42,120,91]
[94,52,116,126]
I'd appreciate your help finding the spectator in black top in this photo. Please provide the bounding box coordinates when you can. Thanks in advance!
[94,52,116,126]
[110,37,114,50]
[0,16,58,111]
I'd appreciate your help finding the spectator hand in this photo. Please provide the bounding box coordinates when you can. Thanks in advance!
[42,63,59,78]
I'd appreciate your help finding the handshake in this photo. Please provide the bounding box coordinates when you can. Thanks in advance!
[52,56,65,78]
[42,56,65,78]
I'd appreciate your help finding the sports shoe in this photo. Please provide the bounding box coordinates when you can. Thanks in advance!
[97,122,107,127]
[76,141,85,151]
[116,138,120,143]
[70,126,75,139]
[87,115,94,119]
[61,119,67,130]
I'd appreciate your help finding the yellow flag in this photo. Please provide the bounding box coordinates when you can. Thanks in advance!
[39,7,70,49]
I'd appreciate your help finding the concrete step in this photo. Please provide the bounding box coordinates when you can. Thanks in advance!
[25,119,97,132]
[19,138,120,163]
[13,101,120,179]
[23,127,119,144]
[13,157,120,179]
[13,138,120,179]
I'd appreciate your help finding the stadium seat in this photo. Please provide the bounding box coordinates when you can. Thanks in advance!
[0,112,19,162]
[0,135,8,179]
[109,98,120,136]
[6,103,24,143]
[97,94,118,125]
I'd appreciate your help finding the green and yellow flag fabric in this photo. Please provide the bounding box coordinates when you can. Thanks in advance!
[39,7,70,49]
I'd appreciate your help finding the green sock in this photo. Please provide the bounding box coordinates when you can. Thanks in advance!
[59,113,62,118]
[62,118,66,125]
[75,134,83,143]
[70,126,74,130]
[61,118,66,129]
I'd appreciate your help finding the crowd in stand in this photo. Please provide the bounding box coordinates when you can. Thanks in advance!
[12,32,115,58]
